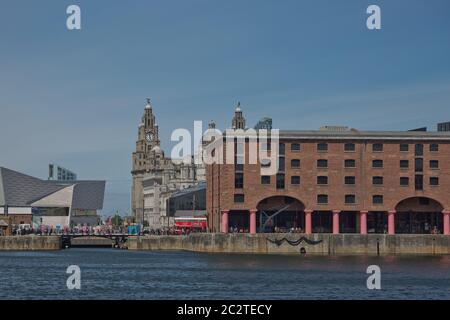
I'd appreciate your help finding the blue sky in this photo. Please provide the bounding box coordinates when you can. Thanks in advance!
[1,0,449,216]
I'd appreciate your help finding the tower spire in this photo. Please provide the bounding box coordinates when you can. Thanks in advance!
[232,101,246,129]
[145,98,152,109]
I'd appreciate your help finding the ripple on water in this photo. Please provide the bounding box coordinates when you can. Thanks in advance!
[0,249,449,300]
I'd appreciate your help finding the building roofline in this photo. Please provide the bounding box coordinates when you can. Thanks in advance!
[277,130,450,140]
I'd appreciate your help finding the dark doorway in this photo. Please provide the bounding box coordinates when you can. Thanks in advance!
[228,211,249,233]
[340,211,358,233]
[367,211,387,234]
[395,212,443,234]
[312,211,332,233]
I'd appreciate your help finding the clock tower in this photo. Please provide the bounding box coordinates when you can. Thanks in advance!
[131,98,162,223]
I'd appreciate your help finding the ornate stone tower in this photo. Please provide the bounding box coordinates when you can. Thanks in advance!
[131,98,162,223]
[231,102,246,129]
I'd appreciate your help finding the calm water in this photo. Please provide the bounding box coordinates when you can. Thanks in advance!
[0,249,449,300]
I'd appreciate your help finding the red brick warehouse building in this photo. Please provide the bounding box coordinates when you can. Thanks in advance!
[206,106,450,235]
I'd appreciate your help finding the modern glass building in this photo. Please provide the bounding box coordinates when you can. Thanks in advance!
[254,117,273,131]
[438,122,450,132]
[48,163,77,181]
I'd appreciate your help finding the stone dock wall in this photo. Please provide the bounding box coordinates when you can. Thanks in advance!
[0,236,61,251]
[1,234,448,254]
[127,233,450,255]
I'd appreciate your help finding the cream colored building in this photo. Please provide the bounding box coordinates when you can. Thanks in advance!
[131,99,205,228]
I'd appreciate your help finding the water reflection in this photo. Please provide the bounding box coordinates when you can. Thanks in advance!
[0,249,449,300]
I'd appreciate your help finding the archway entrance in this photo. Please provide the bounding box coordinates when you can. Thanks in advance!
[256,196,305,233]
[395,197,444,234]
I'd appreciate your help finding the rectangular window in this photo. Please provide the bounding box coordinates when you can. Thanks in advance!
[415,175,423,190]
[344,159,356,168]
[400,144,409,152]
[344,143,355,152]
[373,195,383,204]
[291,143,301,151]
[430,177,439,186]
[317,159,328,168]
[260,142,271,151]
[415,144,423,156]
[400,177,409,186]
[372,143,383,152]
[234,194,245,203]
[400,160,409,169]
[261,176,271,185]
[291,176,300,185]
[291,159,300,168]
[276,174,285,189]
[372,160,383,168]
[345,195,356,204]
[279,143,285,155]
[278,157,285,172]
[345,176,356,185]
[430,144,439,152]
[317,176,328,185]
[317,143,328,152]
[235,172,244,188]
[372,176,383,185]
[415,158,423,172]
[235,143,244,171]
[430,160,439,169]
[317,194,328,204]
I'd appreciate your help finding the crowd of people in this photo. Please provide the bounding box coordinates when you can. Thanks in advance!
[142,227,206,235]
[5,225,209,237]
[8,225,129,236]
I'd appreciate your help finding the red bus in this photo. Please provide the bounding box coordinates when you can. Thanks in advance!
[174,217,207,233]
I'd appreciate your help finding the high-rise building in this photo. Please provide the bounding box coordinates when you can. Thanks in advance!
[48,164,77,181]
[254,117,273,130]
[438,122,450,132]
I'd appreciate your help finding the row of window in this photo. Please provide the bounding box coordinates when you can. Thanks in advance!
[234,193,389,205]
[278,143,440,153]
[258,175,440,187]
[273,159,440,170]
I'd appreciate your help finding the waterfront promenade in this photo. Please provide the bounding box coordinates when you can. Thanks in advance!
[1,233,449,255]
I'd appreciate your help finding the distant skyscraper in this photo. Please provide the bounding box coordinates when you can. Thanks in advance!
[48,164,77,181]
[254,117,273,130]
[438,122,450,132]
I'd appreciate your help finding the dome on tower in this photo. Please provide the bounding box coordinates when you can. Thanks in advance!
[235,101,241,112]
[151,145,163,154]
[145,98,152,110]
